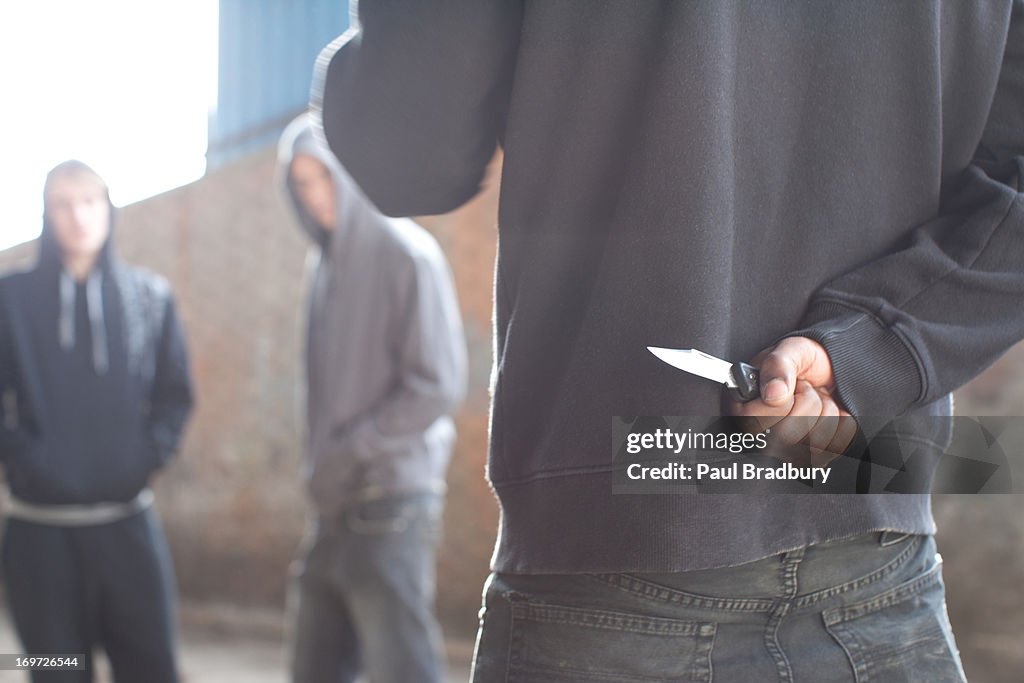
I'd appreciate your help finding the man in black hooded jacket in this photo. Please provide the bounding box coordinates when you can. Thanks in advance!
[0,160,192,683]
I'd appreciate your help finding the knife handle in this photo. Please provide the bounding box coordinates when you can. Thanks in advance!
[730,362,760,403]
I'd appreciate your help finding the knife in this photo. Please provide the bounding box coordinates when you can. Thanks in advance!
[647,346,761,402]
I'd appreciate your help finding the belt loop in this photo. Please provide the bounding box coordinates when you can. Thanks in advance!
[780,547,805,599]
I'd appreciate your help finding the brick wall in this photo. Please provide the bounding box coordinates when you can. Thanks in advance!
[0,147,501,638]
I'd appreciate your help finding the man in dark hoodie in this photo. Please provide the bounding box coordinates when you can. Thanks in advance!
[278,116,467,683]
[0,160,192,683]
[312,2,1024,681]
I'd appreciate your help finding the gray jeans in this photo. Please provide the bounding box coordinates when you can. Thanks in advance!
[289,493,445,683]
[471,532,967,682]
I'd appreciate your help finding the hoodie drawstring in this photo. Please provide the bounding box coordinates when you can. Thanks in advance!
[86,272,109,374]
[58,270,110,375]
[59,271,75,350]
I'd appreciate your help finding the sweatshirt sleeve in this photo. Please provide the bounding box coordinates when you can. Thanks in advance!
[147,293,194,468]
[311,0,521,217]
[332,249,468,461]
[790,5,1024,419]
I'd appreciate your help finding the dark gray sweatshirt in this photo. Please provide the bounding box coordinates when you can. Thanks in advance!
[314,1,1024,573]
[279,116,467,517]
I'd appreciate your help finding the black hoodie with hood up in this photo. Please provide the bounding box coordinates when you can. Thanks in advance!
[0,184,193,505]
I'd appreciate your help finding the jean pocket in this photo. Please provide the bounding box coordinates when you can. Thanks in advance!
[878,530,914,547]
[508,599,716,682]
[823,562,966,683]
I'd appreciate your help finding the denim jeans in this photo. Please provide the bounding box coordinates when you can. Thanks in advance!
[470,532,966,682]
[289,492,446,683]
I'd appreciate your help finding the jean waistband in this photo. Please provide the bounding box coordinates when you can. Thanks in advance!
[4,488,153,526]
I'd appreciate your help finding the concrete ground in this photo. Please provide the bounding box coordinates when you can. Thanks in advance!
[0,605,473,682]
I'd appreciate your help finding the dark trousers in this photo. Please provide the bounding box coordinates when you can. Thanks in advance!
[1,508,179,683]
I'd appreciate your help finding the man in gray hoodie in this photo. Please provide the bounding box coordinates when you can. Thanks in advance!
[278,115,467,683]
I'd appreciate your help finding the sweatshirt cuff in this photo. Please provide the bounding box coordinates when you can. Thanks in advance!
[784,300,925,419]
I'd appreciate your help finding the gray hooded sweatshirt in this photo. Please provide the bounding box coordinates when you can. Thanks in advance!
[279,115,467,517]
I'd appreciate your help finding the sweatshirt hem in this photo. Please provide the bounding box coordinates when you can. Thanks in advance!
[489,469,934,574]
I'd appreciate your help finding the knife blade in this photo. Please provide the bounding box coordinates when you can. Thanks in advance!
[647,346,761,402]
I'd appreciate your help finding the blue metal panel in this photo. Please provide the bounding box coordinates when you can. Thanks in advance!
[208,0,349,168]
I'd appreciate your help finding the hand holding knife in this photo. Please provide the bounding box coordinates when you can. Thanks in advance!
[647,346,761,402]
[647,339,858,459]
